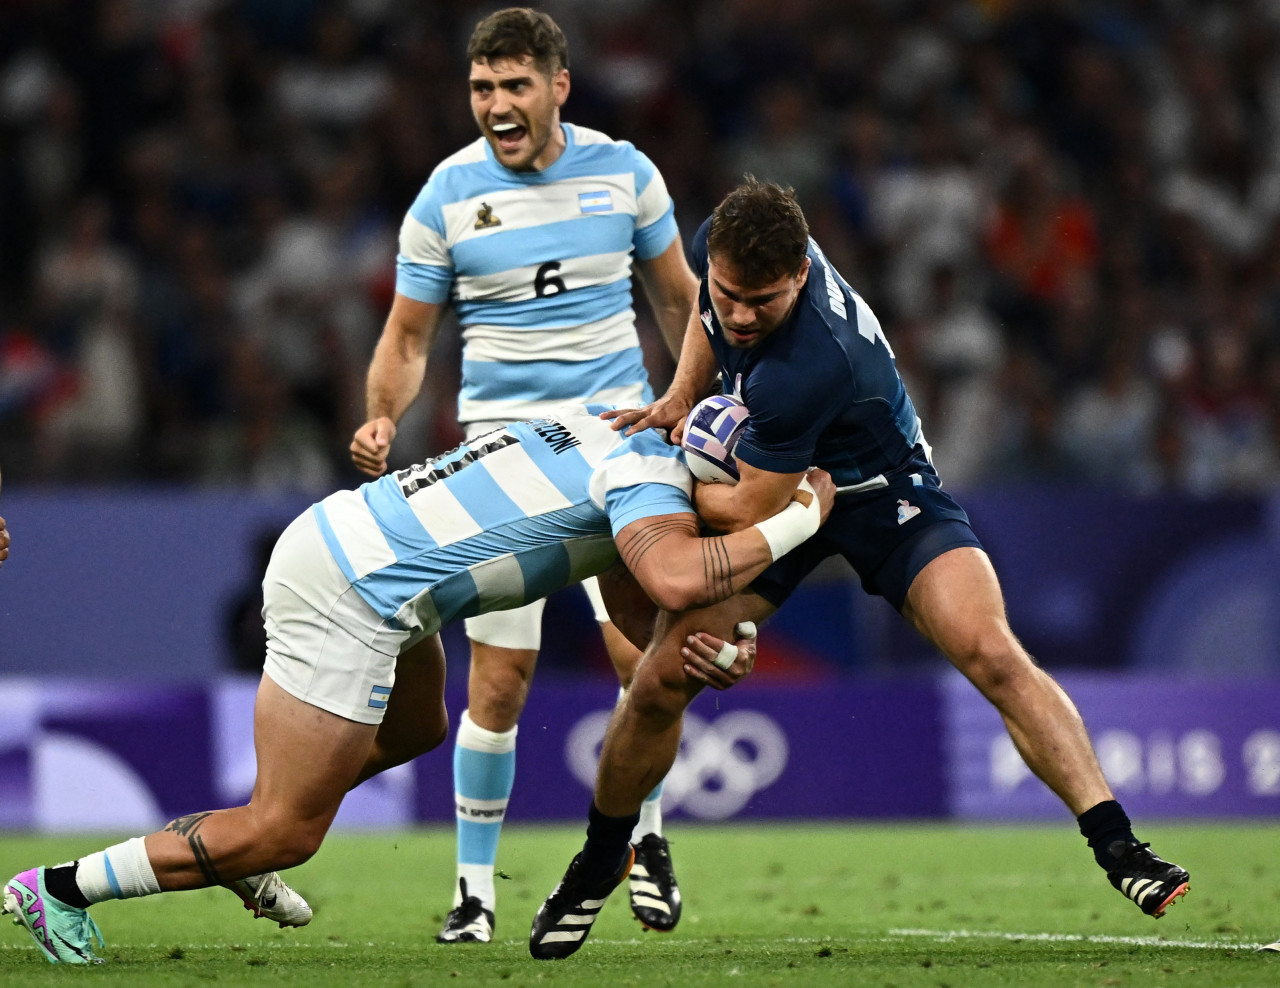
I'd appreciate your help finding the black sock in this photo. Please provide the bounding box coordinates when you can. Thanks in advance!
[43,862,92,909]
[580,802,639,886]
[1077,799,1136,869]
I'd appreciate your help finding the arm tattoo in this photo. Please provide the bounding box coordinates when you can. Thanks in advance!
[617,517,698,571]
[163,811,225,886]
[701,536,734,599]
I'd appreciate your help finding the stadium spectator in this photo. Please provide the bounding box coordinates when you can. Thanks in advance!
[345,8,699,945]
[908,262,1006,486]
[532,180,1189,960]
[0,0,1278,498]
[874,106,989,321]
[1057,334,1162,490]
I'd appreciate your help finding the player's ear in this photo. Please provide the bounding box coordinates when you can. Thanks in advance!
[794,257,811,290]
[553,68,570,106]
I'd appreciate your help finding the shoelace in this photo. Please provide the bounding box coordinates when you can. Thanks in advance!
[250,875,273,903]
[66,911,105,954]
[545,856,587,910]
[449,897,487,924]
[640,839,675,884]
[445,878,490,929]
[1114,842,1154,865]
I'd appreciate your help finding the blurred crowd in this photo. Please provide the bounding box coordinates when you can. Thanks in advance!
[3,0,1280,495]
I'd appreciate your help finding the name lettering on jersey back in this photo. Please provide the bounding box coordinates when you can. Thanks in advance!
[531,419,582,454]
[820,258,847,321]
[396,433,518,497]
[810,239,893,355]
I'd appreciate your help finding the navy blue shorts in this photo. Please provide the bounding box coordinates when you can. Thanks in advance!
[749,473,984,613]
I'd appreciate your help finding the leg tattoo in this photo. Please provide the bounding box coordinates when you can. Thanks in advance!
[163,812,224,885]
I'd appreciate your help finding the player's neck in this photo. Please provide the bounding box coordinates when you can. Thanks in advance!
[526,120,568,173]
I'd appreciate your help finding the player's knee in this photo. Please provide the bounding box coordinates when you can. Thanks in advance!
[269,821,328,869]
[367,728,444,774]
[948,627,1028,697]
[470,689,525,730]
[625,669,689,728]
[407,717,450,760]
[243,805,331,869]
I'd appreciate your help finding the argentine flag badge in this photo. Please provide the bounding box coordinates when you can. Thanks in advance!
[578,190,613,213]
[368,685,391,709]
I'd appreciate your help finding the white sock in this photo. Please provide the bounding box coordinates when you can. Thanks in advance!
[457,864,496,911]
[633,784,664,842]
[75,837,161,903]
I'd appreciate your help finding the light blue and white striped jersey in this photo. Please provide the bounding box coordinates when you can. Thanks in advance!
[395,124,680,425]
[312,404,692,635]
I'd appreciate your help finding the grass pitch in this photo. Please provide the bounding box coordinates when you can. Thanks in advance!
[2,822,1277,986]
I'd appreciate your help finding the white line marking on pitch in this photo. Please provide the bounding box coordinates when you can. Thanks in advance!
[2,931,1269,953]
[889,928,1264,951]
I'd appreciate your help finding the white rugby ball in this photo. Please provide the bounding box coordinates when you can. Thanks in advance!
[681,394,749,484]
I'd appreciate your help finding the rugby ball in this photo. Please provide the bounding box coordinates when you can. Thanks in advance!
[682,394,749,485]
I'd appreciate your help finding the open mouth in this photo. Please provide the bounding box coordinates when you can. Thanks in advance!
[491,122,527,152]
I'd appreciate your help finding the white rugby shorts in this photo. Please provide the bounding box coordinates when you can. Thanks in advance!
[262,510,415,725]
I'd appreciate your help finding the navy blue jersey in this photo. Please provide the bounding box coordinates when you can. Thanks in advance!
[691,218,935,490]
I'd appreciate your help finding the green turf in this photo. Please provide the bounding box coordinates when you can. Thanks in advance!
[2,822,1277,985]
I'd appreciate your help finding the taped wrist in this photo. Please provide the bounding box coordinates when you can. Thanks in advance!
[753,478,821,560]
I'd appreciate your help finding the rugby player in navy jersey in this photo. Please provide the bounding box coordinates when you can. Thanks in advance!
[529,179,1188,960]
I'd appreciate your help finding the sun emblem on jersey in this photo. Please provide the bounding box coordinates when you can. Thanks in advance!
[474,202,502,229]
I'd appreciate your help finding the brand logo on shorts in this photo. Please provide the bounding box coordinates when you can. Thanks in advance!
[368,685,391,709]
[896,499,921,525]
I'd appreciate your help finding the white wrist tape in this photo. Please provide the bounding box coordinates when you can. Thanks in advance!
[754,477,822,560]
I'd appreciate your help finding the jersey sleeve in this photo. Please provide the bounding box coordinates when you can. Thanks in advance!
[395,176,454,304]
[589,431,695,536]
[631,148,680,261]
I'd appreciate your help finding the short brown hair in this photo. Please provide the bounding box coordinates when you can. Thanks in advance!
[707,177,810,287]
[467,7,569,76]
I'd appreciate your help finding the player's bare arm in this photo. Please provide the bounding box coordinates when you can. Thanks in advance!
[634,238,699,359]
[350,293,445,477]
[615,471,833,612]
[603,307,719,439]
[615,514,755,612]
[695,461,814,534]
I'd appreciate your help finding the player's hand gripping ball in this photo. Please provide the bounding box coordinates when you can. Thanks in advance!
[681,395,749,485]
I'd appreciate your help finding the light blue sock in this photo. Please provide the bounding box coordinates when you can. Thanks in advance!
[453,709,517,910]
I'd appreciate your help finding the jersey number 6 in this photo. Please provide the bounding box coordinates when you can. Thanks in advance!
[534,261,566,297]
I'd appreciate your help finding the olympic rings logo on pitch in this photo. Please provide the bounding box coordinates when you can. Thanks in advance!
[565,709,789,819]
